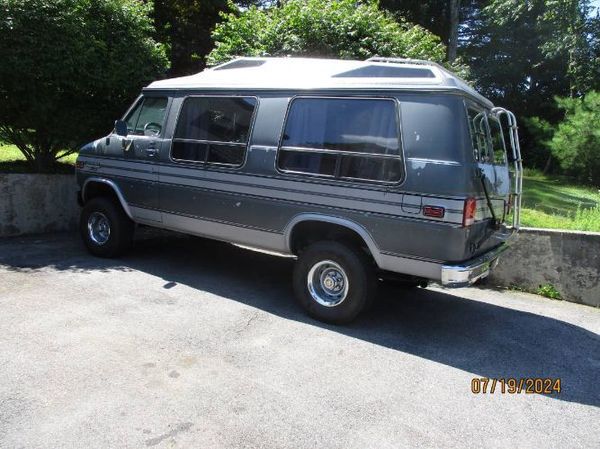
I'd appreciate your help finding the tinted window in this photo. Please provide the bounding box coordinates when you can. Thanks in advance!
[488,117,507,165]
[399,95,465,161]
[467,107,490,162]
[278,98,402,183]
[171,96,257,166]
[466,107,507,165]
[282,98,399,155]
[124,97,168,136]
[175,97,256,143]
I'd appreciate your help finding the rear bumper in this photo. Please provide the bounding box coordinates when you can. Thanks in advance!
[441,243,509,288]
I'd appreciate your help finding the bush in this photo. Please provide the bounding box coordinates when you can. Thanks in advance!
[548,91,600,186]
[0,0,168,172]
[207,0,447,66]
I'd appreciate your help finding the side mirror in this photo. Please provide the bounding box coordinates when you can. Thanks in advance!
[114,120,128,137]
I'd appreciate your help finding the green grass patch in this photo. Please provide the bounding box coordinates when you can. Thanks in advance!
[0,142,76,173]
[520,170,600,232]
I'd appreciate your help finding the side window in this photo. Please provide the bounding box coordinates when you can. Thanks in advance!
[467,107,490,162]
[124,97,168,136]
[278,97,402,183]
[488,117,507,165]
[171,96,257,166]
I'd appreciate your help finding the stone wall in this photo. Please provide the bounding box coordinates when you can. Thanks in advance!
[0,174,79,237]
[488,228,600,308]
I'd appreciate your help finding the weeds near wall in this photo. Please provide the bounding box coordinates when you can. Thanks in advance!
[537,284,562,300]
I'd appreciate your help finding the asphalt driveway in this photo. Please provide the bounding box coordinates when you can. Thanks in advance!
[0,230,599,448]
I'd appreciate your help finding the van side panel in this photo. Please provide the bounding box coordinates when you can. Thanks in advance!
[77,90,503,280]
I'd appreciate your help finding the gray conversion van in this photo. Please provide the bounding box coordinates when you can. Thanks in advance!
[76,57,523,323]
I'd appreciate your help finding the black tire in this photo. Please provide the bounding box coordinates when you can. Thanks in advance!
[80,197,134,258]
[293,241,377,324]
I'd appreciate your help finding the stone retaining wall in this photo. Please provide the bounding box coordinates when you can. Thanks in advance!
[0,174,79,237]
[488,228,600,308]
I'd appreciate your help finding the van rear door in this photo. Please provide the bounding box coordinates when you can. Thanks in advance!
[466,106,510,224]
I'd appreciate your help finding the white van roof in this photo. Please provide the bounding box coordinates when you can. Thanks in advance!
[146,57,492,107]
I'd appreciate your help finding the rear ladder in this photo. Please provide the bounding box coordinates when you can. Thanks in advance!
[491,107,523,230]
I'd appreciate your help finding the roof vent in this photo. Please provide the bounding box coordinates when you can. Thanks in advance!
[334,65,435,79]
[213,59,266,71]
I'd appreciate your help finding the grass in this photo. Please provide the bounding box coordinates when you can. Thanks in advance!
[520,169,600,232]
[0,142,76,173]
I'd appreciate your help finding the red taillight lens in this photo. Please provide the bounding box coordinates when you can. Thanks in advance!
[423,205,445,218]
[463,197,477,227]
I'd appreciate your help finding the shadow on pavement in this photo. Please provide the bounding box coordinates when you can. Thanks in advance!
[1,230,599,408]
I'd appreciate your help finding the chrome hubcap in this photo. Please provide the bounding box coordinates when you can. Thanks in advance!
[87,212,111,245]
[307,260,349,307]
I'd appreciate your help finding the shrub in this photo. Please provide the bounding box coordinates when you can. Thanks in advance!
[207,0,447,66]
[0,0,168,172]
[548,91,600,186]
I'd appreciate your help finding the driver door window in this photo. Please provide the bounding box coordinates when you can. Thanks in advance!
[125,97,168,136]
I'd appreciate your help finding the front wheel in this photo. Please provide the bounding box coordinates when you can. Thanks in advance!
[80,197,134,258]
[293,241,377,324]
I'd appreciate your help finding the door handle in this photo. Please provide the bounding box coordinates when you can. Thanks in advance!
[122,138,133,152]
[145,148,159,157]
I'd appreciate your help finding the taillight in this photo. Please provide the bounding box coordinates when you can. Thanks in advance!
[463,197,477,227]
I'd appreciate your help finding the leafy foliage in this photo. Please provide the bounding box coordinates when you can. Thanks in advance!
[460,0,600,169]
[547,91,600,185]
[207,0,447,66]
[0,0,168,172]
[521,116,556,171]
[537,284,562,300]
[152,0,231,76]
[484,0,599,96]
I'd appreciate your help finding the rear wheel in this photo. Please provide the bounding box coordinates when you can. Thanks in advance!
[80,197,134,258]
[293,241,376,324]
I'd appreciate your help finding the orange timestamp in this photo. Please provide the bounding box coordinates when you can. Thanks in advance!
[471,377,562,395]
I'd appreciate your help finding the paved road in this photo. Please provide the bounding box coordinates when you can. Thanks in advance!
[0,231,598,449]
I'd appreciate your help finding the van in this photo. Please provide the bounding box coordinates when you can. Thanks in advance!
[76,57,523,323]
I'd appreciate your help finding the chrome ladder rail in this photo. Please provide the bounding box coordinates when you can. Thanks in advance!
[491,107,523,230]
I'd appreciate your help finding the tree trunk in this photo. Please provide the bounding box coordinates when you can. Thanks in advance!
[32,150,56,173]
[542,153,552,174]
[448,0,461,62]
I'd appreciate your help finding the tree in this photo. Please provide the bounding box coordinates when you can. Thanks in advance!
[152,0,231,76]
[0,0,168,173]
[380,0,474,62]
[459,0,600,168]
[448,0,461,62]
[207,0,447,66]
[484,0,599,97]
[548,91,600,185]
[379,1,452,46]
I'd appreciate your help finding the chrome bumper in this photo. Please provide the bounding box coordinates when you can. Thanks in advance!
[441,243,509,288]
